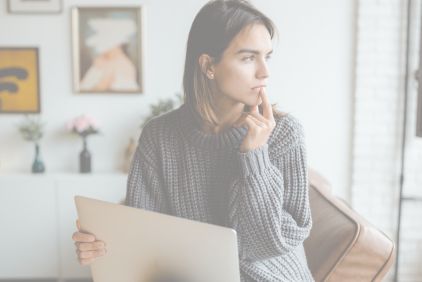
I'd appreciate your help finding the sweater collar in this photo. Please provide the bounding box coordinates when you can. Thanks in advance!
[177,103,248,151]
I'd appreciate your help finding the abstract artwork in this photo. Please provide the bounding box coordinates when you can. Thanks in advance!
[0,48,40,113]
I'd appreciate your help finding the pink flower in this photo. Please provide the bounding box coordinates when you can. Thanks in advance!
[67,115,99,137]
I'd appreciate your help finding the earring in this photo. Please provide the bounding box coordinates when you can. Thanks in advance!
[208,73,214,79]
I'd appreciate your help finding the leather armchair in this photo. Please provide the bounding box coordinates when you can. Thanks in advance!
[304,169,396,281]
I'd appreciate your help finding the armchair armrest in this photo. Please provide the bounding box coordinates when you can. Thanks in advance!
[304,169,396,282]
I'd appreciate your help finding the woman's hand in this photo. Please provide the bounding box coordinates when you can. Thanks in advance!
[235,87,276,153]
[72,219,107,266]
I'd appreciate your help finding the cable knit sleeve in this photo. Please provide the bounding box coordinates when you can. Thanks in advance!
[125,122,169,214]
[228,115,312,262]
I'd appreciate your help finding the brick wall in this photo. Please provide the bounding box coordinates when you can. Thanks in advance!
[351,0,422,280]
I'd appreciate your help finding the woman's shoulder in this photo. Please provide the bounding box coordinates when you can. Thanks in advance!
[138,107,181,144]
[268,111,306,149]
[135,108,183,165]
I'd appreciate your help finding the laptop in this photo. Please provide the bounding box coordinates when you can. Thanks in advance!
[74,195,241,282]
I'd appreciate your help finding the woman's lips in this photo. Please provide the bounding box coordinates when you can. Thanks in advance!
[251,85,266,90]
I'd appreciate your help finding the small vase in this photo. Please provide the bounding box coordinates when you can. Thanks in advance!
[32,143,45,174]
[79,137,91,173]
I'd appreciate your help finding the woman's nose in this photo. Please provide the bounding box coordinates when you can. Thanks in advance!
[256,60,270,79]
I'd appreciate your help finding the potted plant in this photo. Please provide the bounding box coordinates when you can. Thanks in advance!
[140,92,183,128]
[122,93,183,173]
[18,115,46,173]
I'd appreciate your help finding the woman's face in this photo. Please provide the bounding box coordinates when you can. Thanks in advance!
[212,23,273,108]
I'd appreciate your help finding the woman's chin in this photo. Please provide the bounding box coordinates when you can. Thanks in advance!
[240,96,262,110]
[248,97,262,107]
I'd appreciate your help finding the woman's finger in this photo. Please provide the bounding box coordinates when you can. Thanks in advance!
[248,111,268,125]
[72,231,96,242]
[76,219,81,230]
[79,257,96,266]
[243,115,255,128]
[245,114,265,128]
[260,88,273,120]
[247,114,266,128]
[77,241,106,251]
[78,249,107,259]
[234,111,265,128]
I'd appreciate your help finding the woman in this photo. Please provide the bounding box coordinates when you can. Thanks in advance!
[73,0,314,281]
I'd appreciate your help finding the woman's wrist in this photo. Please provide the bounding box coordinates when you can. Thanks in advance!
[238,143,272,178]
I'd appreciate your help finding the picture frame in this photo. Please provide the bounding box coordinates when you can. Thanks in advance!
[0,47,41,114]
[72,7,144,94]
[8,0,62,14]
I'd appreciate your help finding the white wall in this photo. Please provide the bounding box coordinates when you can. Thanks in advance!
[0,0,355,200]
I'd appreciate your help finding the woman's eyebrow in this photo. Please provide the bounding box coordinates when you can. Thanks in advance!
[235,48,273,55]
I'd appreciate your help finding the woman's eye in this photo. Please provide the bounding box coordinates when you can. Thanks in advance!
[242,56,254,62]
[265,55,272,61]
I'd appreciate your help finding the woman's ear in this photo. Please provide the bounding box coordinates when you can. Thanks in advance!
[198,54,215,79]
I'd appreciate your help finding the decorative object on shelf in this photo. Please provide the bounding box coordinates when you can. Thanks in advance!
[7,0,62,14]
[72,6,144,94]
[140,92,183,129]
[0,47,40,114]
[119,93,183,174]
[122,137,136,173]
[18,115,46,173]
[67,115,100,173]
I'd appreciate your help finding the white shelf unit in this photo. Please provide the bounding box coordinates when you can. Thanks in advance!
[0,173,127,281]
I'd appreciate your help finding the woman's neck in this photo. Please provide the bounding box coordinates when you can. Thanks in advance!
[202,98,245,134]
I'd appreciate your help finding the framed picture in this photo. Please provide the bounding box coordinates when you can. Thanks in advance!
[8,0,62,14]
[0,48,40,114]
[72,7,144,94]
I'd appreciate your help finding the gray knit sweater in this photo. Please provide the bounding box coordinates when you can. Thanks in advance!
[126,103,314,282]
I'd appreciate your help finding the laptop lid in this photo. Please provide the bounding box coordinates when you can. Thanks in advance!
[74,195,241,282]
